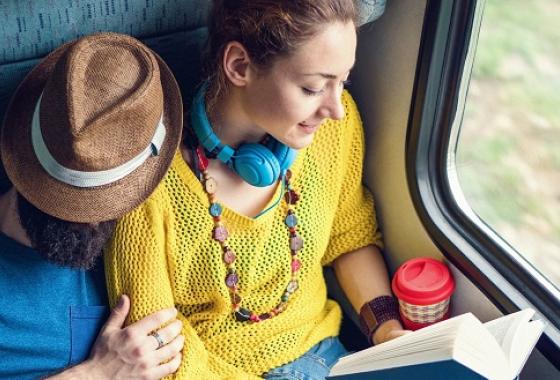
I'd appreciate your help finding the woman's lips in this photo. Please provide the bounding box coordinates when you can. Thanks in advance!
[298,122,320,134]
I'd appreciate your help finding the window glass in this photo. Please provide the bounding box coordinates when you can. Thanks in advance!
[455,0,560,289]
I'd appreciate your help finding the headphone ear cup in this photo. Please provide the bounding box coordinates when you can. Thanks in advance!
[265,139,298,173]
[232,143,281,187]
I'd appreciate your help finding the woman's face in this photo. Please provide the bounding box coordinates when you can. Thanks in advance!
[241,21,357,150]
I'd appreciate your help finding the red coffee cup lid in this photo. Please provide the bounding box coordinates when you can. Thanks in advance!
[392,257,455,305]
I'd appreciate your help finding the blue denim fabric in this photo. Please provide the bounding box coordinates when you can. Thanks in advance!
[263,337,348,380]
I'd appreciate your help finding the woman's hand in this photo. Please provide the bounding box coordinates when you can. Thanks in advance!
[48,295,184,380]
[372,319,411,345]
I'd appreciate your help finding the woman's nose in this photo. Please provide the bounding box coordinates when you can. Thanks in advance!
[318,89,345,121]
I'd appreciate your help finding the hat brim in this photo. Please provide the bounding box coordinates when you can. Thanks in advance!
[1,41,182,223]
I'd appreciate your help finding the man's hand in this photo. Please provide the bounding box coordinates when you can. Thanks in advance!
[48,295,184,380]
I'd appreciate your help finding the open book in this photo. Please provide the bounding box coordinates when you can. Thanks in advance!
[328,309,544,380]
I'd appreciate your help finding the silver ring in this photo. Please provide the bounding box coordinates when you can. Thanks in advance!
[150,331,165,349]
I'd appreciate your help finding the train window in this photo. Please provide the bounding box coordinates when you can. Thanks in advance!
[408,0,560,367]
[452,0,560,290]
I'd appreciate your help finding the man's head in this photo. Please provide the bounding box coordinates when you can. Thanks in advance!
[0,33,183,267]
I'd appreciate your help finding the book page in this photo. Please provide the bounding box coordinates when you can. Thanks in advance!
[330,313,509,379]
[333,315,467,368]
[330,316,469,376]
[483,311,528,348]
[483,310,533,357]
[509,319,545,376]
[483,308,544,377]
[453,316,510,380]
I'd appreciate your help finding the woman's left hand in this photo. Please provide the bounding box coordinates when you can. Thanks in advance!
[371,319,412,345]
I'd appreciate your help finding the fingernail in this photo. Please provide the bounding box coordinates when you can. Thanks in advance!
[117,295,125,308]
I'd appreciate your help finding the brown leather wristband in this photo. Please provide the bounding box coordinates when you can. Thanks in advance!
[359,295,401,345]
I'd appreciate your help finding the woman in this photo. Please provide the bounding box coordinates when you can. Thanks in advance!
[106,1,407,378]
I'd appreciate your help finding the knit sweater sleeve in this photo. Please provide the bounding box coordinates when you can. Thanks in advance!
[105,184,261,380]
[321,91,383,266]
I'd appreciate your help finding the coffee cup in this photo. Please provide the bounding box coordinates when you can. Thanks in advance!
[391,257,455,330]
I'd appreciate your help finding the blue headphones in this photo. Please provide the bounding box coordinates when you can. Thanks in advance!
[190,84,297,187]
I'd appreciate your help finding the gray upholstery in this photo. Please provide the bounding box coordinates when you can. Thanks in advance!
[0,1,211,123]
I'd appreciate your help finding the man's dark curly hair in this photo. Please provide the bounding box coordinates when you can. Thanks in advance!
[17,193,116,269]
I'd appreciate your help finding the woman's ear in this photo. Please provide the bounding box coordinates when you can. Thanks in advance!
[222,41,255,87]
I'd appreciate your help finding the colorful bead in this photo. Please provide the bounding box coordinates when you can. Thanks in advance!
[291,259,302,272]
[285,214,298,228]
[225,273,239,288]
[259,313,271,320]
[286,280,299,293]
[276,303,287,313]
[195,146,209,171]
[289,236,304,251]
[213,226,228,242]
[209,203,222,217]
[284,190,300,204]
[205,177,218,194]
[223,249,236,265]
[232,293,242,304]
[234,308,251,322]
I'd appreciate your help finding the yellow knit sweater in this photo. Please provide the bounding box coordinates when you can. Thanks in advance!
[105,91,382,379]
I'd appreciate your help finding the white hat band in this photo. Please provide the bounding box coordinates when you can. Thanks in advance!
[31,94,166,188]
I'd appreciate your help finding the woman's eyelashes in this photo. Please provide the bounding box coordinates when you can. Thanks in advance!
[302,87,324,96]
[302,80,351,96]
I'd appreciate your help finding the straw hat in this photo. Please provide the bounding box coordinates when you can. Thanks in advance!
[1,33,182,223]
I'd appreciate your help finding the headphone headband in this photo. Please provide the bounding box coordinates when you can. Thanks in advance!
[191,83,235,161]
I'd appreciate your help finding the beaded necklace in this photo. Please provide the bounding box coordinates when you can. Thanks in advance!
[194,146,304,323]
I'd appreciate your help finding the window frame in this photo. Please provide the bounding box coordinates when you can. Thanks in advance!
[406,0,560,368]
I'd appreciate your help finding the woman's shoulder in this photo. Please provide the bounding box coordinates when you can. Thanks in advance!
[120,154,182,218]
[341,89,360,115]
[340,90,362,132]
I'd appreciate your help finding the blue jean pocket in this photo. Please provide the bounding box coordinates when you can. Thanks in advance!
[69,305,109,365]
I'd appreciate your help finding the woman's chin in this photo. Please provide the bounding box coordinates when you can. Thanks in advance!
[285,134,315,150]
